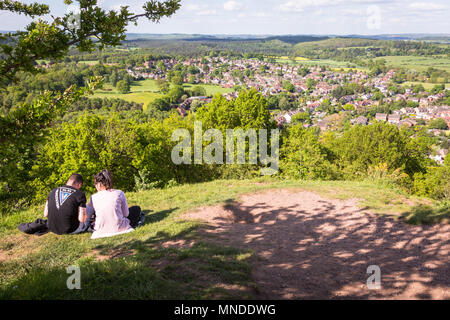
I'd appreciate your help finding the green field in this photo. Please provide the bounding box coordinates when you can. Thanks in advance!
[269,56,364,70]
[93,80,162,107]
[373,55,450,73]
[92,91,163,107]
[403,81,450,90]
[300,59,364,70]
[182,83,234,96]
[92,79,234,109]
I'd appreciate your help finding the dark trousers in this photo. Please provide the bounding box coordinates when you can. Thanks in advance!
[71,208,96,235]
[72,206,141,234]
[128,206,142,228]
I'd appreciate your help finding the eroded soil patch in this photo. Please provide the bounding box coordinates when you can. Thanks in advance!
[181,189,450,299]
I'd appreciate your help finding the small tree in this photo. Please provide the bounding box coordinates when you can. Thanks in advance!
[428,118,448,130]
[156,79,170,93]
[283,81,296,93]
[172,75,184,86]
[116,80,130,94]
[167,85,185,103]
[191,86,206,97]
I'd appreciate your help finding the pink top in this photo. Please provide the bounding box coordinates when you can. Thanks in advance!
[88,189,134,239]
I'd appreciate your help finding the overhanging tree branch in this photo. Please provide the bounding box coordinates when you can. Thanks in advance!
[0,0,181,87]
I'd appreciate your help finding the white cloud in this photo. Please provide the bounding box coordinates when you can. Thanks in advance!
[255,12,272,18]
[313,9,324,16]
[185,4,201,11]
[409,2,447,10]
[277,0,389,12]
[111,4,126,12]
[278,0,336,12]
[183,3,217,16]
[224,1,243,11]
[197,9,217,16]
[340,8,365,15]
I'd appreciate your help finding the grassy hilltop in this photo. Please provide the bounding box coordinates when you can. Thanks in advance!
[1,178,448,300]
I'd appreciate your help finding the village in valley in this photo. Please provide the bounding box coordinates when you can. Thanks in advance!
[126,55,450,164]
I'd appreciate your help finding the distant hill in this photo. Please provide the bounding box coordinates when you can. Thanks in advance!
[264,35,329,44]
[125,33,328,44]
[3,31,447,43]
[346,34,450,43]
[293,37,380,50]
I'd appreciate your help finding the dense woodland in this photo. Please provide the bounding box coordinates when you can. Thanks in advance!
[125,37,450,65]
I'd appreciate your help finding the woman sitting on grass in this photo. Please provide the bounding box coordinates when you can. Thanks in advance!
[88,169,144,240]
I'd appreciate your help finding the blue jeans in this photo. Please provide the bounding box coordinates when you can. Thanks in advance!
[70,208,95,235]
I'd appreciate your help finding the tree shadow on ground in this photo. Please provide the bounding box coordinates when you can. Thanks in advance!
[0,206,256,300]
[194,191,449,299]
[2,191,449,300]
[142,207,178,225]
[400,204,450,225]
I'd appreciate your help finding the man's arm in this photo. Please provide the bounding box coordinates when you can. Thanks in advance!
[44,201,48,218]
[78,207,87,223]
[78,191,88,223]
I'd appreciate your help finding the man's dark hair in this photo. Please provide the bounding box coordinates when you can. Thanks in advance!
[94,170,113,190]
[68,173,84,185]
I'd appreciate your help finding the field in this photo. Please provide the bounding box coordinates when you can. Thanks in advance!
[92,79,233,109]
[92,91,163,107]
[182,83,234,96]
[300,59,363,70]
[278,56,309,61]
[373,55,450,73]
[77,60,100,66]
[269,56,364,70]
[1,178,448,299]
[403,81,450,90]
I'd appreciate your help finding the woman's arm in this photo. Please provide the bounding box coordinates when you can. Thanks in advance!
[87,197,94,213]
[121,191,129,218]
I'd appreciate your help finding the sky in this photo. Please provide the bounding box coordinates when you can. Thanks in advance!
[0,0,449,35]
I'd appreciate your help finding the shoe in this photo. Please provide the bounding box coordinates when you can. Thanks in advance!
[137,212,146,227]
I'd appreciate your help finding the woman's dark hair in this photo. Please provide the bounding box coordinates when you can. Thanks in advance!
[94,170,113,190]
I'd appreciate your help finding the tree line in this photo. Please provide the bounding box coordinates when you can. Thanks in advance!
[2,89,448,214]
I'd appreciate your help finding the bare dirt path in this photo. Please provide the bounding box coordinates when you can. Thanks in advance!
[182,189,450,299]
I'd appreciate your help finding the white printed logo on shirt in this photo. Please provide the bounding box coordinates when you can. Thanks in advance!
[55,187,76,210]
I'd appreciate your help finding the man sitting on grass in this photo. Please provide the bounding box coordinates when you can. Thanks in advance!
[44,173,93,235]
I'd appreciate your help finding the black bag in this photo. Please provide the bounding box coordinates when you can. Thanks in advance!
[18,218,49,236]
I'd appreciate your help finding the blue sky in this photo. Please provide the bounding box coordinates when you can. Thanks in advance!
[1,0,449,35]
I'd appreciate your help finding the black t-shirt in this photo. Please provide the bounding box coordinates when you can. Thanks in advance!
[47,185,86,235]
